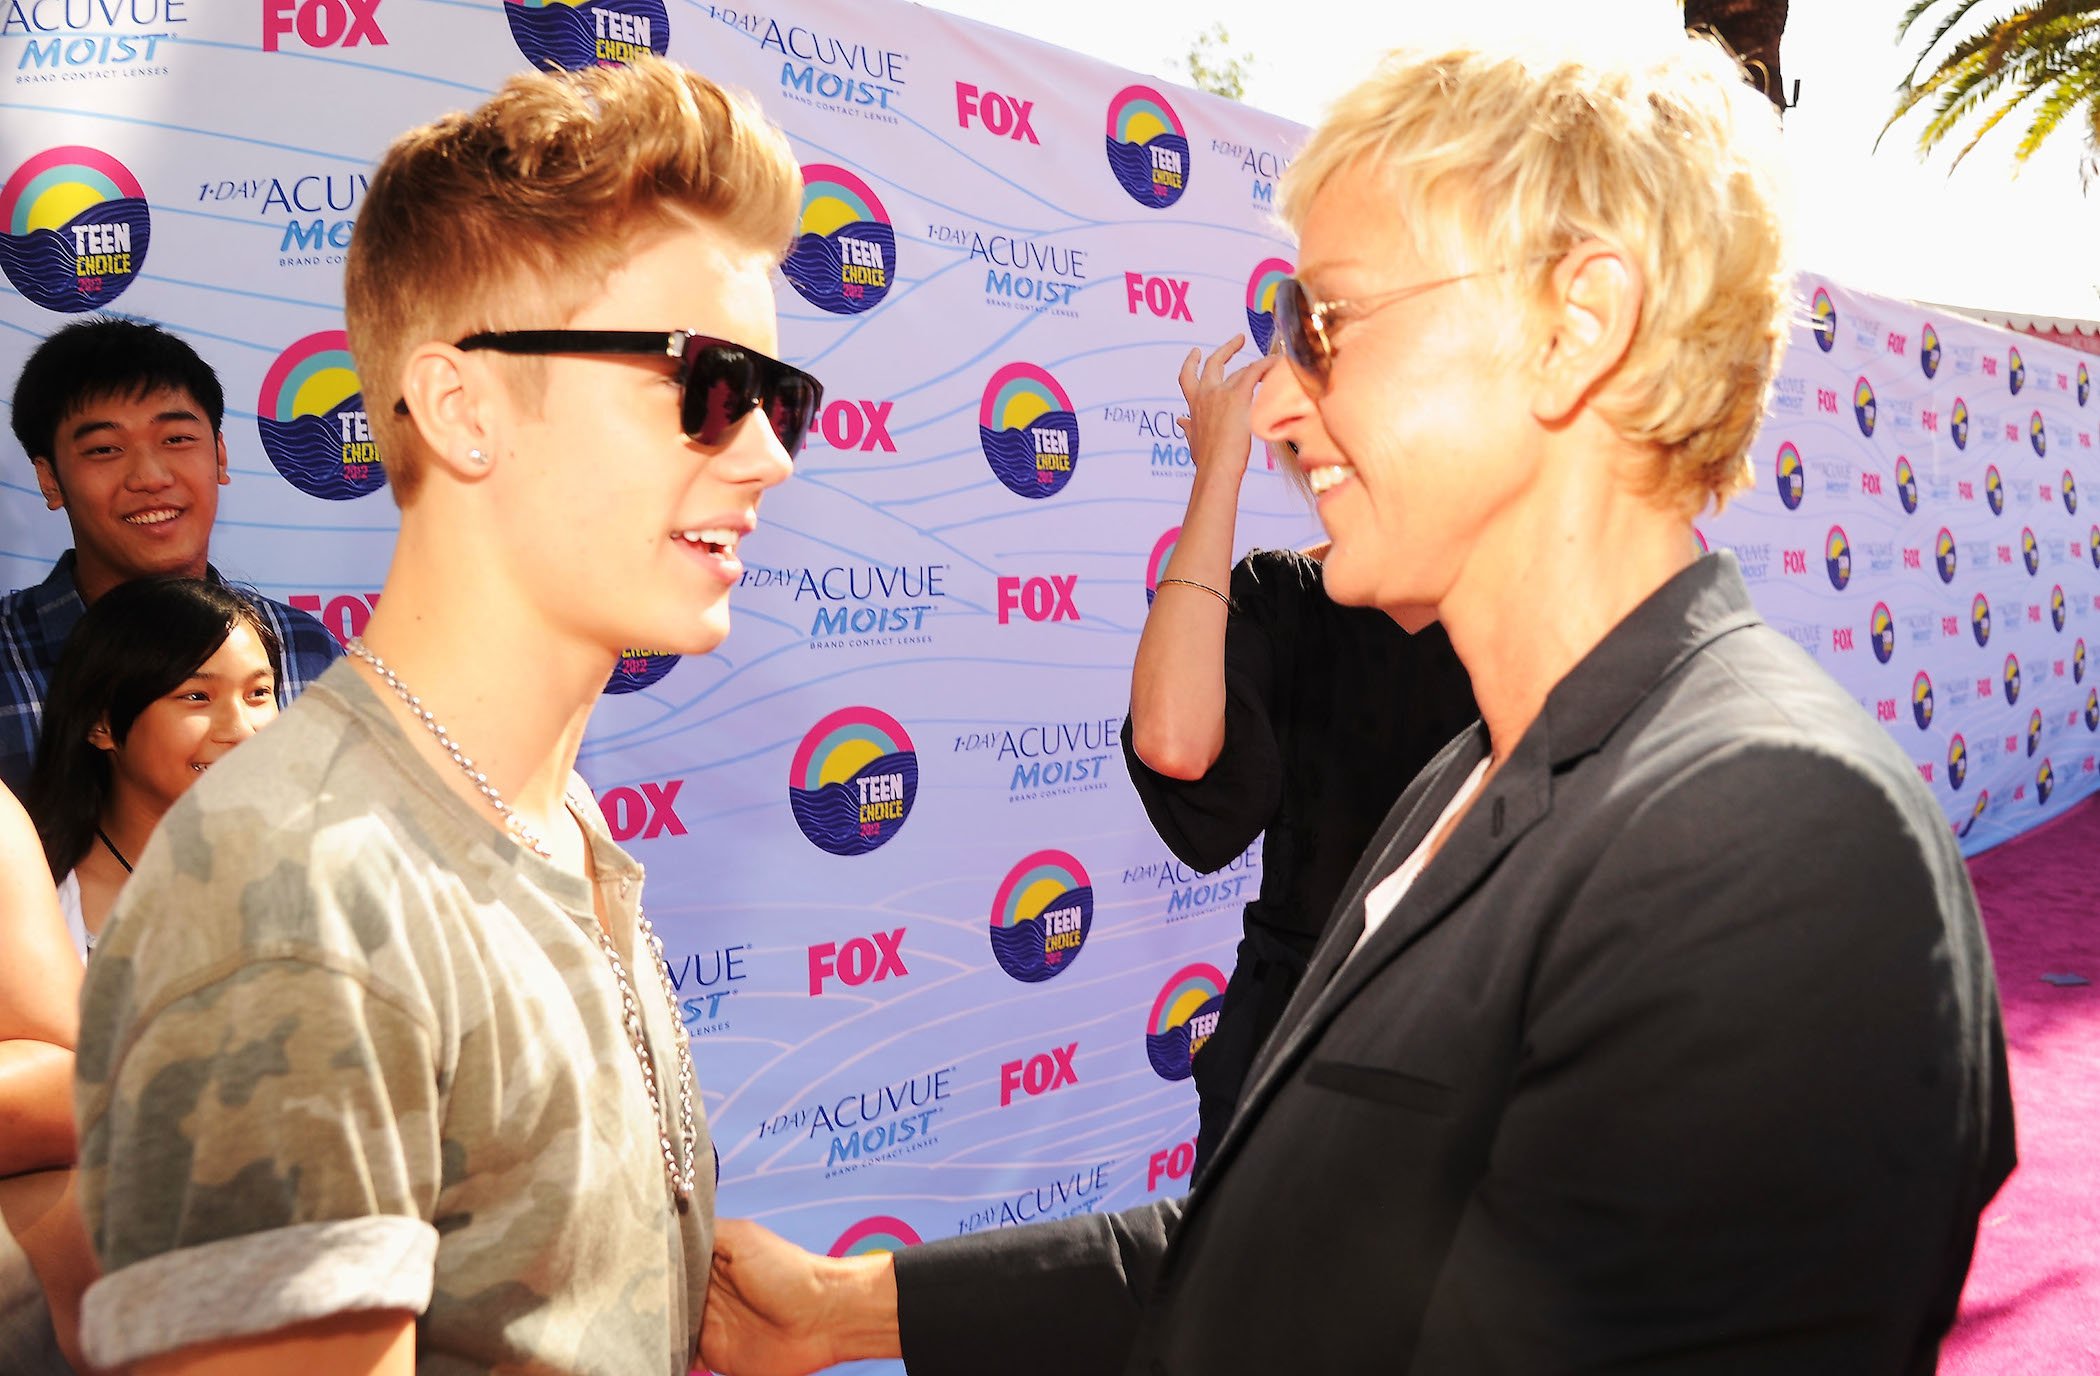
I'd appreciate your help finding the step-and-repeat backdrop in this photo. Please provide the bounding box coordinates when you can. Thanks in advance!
[2,4,2093,1365]
[1708,285,2096,856]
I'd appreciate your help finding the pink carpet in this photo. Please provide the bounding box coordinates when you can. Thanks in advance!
[1943,795,2100,1373]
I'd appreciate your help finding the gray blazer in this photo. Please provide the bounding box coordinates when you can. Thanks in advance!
[895,553,2015,1376]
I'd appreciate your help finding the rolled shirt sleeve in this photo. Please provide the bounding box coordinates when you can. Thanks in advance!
[74,955,444,1370]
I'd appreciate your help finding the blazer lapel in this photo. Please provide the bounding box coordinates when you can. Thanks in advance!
[1180,556,1766,1219]
[1308,726,1551,1029]
[1192,725,1550,1196]
[1290,729,1486,1015]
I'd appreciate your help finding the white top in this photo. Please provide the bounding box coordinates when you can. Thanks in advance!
[58,867,91,962]
[1352,758,1492,959]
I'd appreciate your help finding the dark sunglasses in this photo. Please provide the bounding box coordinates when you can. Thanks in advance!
[392,329,825,458]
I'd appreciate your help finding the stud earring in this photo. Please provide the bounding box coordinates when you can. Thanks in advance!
[467,448,487,465]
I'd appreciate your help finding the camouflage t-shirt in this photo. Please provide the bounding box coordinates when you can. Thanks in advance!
[72,661,713,1373]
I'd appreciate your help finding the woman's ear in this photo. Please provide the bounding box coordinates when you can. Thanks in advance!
[1529,240,1643,426]
[87,717,115,755]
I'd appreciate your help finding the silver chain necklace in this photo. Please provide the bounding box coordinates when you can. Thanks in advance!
[345,638,698,1212]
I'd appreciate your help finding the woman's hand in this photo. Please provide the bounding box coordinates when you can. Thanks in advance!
[1177,334,1277,480]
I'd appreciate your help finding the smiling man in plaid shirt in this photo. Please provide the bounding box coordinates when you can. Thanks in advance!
[2,318,341,794]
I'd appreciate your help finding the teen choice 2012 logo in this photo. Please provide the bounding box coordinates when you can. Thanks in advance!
[1245,258,1292,354]
[979,362,1079,499]
[256,331,386,502]
[504,0,669,71]
[1774,441,1803,510]
[1105,85,1189,209]
[1810,286,1835,352]
[988,850,1093,983]
[788,706,918,856]
[1824,525,1851,591]
[782,164,895,316]
[1146,963,1225,1082]
[0,146,149,313]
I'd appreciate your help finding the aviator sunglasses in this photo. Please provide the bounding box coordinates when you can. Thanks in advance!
[1271,260,1549,394]
[393,330,826,458]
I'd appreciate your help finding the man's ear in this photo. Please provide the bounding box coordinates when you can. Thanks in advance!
[214,431,231,487]
[1529,240,1643,427]
[397,342,501,485]
[31,455,64,512]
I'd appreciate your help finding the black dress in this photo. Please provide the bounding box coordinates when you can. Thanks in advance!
[1122,548,1478,1173]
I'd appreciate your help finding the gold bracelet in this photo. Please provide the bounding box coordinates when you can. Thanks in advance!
[1156,577,1230,608]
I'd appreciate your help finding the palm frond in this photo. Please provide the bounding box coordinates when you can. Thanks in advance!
[1890,2,2100,178]
[2085,95,2100,187]
[1945,65,2057,170]
[2015,62,2100,162]
[1897,0,1993,84]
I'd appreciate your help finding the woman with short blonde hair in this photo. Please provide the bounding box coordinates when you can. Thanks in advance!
[698,32,2014,1376]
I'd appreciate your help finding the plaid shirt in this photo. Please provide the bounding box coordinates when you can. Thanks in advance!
[0,551,343,797]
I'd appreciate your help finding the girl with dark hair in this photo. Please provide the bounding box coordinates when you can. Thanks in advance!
[25,577,282,958]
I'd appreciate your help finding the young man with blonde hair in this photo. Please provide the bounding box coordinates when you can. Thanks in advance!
[71,57,820,1375]
[699,30,2011,1376]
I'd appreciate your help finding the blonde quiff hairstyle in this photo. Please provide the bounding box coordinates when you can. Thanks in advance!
[344,57,802,505]
[1280,34,1792,512]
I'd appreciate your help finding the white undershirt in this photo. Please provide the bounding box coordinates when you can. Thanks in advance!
[1351,758,1491,959]
[58,868,91,963]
